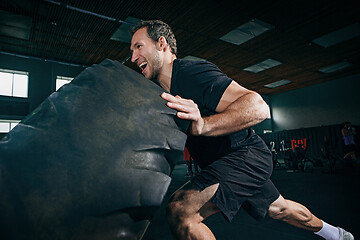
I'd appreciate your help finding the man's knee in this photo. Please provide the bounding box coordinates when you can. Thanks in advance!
[166,199,181,221]
[166,197,195,235]
[268,195,294,220]
[166,191,191,225]
[268,198,291,220]
[166,182,219,229]
[268,196,312,223]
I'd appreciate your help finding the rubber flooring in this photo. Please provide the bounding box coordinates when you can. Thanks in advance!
[143,164,359,240]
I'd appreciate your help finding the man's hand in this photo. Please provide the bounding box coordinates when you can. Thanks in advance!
[161,92,204,135]
[160,81,269,137]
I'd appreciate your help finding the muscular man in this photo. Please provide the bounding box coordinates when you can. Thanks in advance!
[130,20,354,240]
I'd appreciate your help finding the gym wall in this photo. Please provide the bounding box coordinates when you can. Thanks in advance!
[271,74,360,132]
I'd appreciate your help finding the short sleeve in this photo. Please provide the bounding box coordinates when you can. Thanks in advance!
[171,60,232,115]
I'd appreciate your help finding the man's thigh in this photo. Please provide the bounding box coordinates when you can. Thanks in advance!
[168,181,221,220]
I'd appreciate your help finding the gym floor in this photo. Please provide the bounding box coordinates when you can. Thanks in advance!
[144,163,359,240]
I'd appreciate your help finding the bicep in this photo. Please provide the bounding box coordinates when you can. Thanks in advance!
[215,81,253,112]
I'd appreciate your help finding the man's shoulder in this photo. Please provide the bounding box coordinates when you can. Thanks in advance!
[176,59,218,72]
[173,59,223,83]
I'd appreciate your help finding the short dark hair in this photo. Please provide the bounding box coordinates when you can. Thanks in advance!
[131,20,177,55]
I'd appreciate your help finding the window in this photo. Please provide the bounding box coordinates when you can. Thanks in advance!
[56,76,73,91]
[0,119,20,133]
[0,69,29,98]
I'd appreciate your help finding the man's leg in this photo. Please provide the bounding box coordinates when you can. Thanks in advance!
[268,195,354,240]
[166,181,221,240]
[268,194,322,231]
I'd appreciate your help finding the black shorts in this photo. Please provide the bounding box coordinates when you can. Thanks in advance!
[191,144,280,222]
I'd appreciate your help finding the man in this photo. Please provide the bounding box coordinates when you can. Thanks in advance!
[130,20,354,240]
[341,121,357,161]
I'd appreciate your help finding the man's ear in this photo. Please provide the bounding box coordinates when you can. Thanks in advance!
[157,36,167,51]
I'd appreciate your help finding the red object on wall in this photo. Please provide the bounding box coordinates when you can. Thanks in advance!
[184,147,193,161]
[291,138,307,150]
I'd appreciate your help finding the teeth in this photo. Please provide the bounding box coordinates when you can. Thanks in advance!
[139,62,147,69]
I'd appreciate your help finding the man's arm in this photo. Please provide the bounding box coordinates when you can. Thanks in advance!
[161,81,270,136]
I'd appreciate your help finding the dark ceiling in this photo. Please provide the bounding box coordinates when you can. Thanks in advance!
[0,0,359,95]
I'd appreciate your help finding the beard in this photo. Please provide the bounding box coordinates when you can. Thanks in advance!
[147,48,162,81]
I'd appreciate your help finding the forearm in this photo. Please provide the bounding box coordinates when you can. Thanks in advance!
[198,92,270,136]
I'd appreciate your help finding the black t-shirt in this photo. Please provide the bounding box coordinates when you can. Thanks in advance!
[170,59,263,168]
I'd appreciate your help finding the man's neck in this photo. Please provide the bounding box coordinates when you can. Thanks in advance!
[157,54,176,92]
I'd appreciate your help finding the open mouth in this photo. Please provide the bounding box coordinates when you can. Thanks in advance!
[139,62,148,73]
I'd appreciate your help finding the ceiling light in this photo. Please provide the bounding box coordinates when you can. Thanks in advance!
[318,61,352,73]
[243,58,282,73]
[111,17,141,43]
[183,56,206,61]
[220,19,274,45]
[264,79,291,88]
[312,23,360,48]
[0,10,32,40]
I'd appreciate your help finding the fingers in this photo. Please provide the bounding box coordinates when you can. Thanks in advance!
[161,92,199,120]
[161,92,182,103]
[176,111,193,119]
[161,92,193,109]
[161,92,204,135]
[168,101,195,113]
